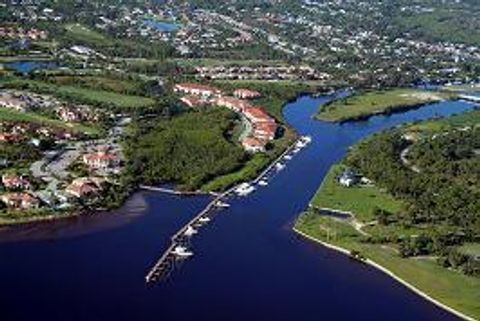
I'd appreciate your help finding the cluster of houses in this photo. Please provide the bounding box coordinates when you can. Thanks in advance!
[0,27,47,40]
[0,90,98,123]
[0,121,79,144]
[174,83,277,152]
[194,65,330,81]
[0,90,60,112]
[0,173,39,210]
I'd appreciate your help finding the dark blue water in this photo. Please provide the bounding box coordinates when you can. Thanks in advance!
[0,95,476,321]
[143,19,180,32]
[5,60,58,73]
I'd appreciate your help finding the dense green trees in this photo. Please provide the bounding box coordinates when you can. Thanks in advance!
[346,123,479,276]
[124,108,247,190]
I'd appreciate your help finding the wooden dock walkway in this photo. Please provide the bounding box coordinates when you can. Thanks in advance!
[144,137,309,283]
[459,94,480,103]
[139,185,209,196]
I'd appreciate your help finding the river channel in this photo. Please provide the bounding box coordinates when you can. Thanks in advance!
[0,93,476,321]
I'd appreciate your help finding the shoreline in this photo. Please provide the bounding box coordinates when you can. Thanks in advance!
[316,100,448,123]
[292,226,478,321]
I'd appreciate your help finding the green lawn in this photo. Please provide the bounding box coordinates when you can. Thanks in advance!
[317,89,453,122]
[3,79,156,110]
[0,108,102,136]
[295,212,480,320]
[311,164,403,221]
[64,23,111,46]
[407,108,480,134]
[459,243,480,257]
[47,75,142,95]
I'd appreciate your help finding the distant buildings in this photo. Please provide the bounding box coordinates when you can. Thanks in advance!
[0,27,47,40]
[175,82,277,153]
[83,148,120,170]
[233,89,261,99]
[180,95,205,108]
[174,83,222,97]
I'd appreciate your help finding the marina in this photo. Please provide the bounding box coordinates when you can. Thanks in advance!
[144,135,310,283]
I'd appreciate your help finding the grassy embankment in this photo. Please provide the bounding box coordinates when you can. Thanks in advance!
[295,152,480,319]
[316,88,455,122]
[2,78,156,110]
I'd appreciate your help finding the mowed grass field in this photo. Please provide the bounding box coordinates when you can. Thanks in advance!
[295,211,480,320]
[3,79,156,110]
[317,88,453,122]
[311,164,403,221]
[64,23,112,46]
[47,75,142,94]
[0,108,102,136]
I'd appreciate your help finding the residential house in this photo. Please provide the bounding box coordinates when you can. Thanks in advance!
[174,83,222,98]
[233,89,261,99]
[2,174,31,190]
[83,149,120,170]
[241,137,267,153]
[65,177,104,198]
[0,193,40,209]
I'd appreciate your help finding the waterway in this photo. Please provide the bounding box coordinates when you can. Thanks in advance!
[143,19,180,32]
[0,94,476,321]
[5,60,58,73]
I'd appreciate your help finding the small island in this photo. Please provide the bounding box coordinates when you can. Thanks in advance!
[316,88,455,122]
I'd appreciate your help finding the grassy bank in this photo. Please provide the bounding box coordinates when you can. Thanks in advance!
[295,127,480,319]
[295,211,480,320]
[316,88,454,122]
[311,164,404,221]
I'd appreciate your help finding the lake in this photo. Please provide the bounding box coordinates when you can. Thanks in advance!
[143,19,180,32]
[0,94,476,321]
[5,60,58,73]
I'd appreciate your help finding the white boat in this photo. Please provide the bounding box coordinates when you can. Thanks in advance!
[258,180,268,186]
[184,225,198,237]
[292,148,301,154]
[275,163,285,171]
[296,141,307,148]
[172,246,194,257]
[284,155,292,160]
[198,216,211,223]
[216,201,230,208]
[236,183,255,196]
[302,135,312,144]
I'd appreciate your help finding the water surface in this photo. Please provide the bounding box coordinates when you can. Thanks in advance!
[0,95,476,321]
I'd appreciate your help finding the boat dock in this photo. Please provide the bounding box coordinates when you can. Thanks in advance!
[458,94,480,103]
[145,187,236,283]
[145,136,311,283]
[139,185,209,196]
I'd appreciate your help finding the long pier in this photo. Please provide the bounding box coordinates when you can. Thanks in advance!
[139,185,213,196]
[144,136,309,283]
